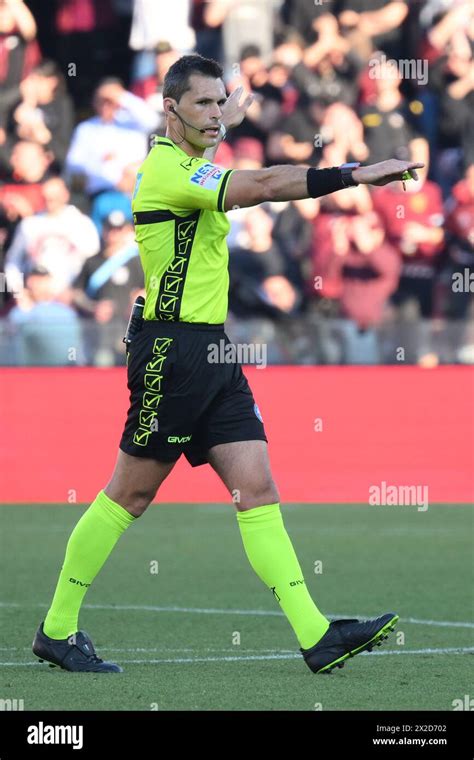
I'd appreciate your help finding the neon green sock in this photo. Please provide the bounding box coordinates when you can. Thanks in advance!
[237,503,329,649]
[43,490,135,639]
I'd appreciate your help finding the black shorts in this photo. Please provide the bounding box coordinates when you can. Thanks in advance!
[119,321,267,466]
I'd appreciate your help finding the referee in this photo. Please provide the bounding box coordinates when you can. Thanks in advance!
[33,55,423,675]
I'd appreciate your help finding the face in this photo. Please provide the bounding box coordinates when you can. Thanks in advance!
[165,74,227,154]
[42,179,69,213]
[94,89,118,122]
[26,274,53,302]
[35,75,59,103]
[103,223,133,249]
[10,143,49,182]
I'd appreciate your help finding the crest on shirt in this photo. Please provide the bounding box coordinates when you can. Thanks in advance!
[180,157,200,171]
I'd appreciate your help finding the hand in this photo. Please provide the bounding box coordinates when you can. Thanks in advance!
[94,299,115,323]
[1,191,35,219]
[221,86,256,130]
[353,160,424,187]
[19,75,38,106]
[339,10,360,27]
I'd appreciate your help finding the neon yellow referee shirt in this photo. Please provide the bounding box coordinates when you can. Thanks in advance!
[132,136,234,323]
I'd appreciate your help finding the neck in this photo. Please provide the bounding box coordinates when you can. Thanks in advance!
[165,129,205,158]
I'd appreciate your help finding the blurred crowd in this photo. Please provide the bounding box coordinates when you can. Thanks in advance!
[0,0,473,365]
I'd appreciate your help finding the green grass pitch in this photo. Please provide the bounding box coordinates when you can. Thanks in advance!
[0,504,472,711]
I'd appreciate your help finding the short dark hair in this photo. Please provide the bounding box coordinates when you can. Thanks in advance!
[163,54,224,103]
[31,60,65,93]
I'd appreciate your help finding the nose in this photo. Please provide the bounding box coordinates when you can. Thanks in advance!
[210,102,223,120]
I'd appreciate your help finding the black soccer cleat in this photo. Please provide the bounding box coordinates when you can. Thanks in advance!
[301,612,399,674]
[32,622,123,673]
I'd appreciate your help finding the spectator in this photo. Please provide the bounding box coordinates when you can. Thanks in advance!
[312,210,401,363]
[297,14,361,107]
[372,141,444,318]
[227,137,264,249]
[90,162,138,236]
[229,205,301,318]
[272,197,320,295]
[6,60,74,167]
[0,0,40,130]
[428,8,474,175]
[281,1,339,46]
[266,92,323,166]
[7,264,81,365]
[53,0,130,110]
[443,163,474,319]
[222,0,274,68]
[192,0,231,62]
[131,42,180,130]
[0,140,51,224]
[129,0,195,76]
[360,56,422,165]
[337,0,409,60]
[65,78,158,197]
[319,103,369,165]
[5,176,100,296]
[72,209,143,365]
[226,45,282,149]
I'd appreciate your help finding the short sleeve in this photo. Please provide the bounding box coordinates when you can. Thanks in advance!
[167,158,233,213]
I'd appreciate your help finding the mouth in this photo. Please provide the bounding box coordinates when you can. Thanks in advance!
[203,126,220,136]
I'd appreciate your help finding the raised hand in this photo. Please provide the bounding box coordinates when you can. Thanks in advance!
[221,86,256,130]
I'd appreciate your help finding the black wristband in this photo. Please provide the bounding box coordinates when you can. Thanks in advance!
[307,167,345,198]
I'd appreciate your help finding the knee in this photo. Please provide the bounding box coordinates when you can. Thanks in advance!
[234,478,280,511]
[104,486,155,518]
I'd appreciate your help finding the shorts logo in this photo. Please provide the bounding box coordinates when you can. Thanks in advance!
[190,163,223,191]
[254,403,263,423]
[167,435,192,443]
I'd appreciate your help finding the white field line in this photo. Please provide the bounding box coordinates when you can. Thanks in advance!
[0,647,473,667]
[0,601,473,629]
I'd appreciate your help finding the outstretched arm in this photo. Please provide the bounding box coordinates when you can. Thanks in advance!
[223,160,424,210]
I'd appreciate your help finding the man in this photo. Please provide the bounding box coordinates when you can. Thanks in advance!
[65,78,158,197]
[5,176,100,296]
[33,55,422,675]
[73,209,143,365]
[8,264,81,366]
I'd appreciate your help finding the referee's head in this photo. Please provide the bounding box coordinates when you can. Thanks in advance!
[163,55,227,153]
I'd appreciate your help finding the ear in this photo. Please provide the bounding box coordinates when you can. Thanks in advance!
[163,98,177,118]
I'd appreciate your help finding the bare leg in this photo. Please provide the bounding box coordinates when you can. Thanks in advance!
[105,449,177,517]
[207,440,279,511]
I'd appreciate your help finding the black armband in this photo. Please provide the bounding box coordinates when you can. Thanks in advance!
[306,167,345,198]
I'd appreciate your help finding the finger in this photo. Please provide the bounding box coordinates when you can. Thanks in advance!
[243,93,255,109]
[405,162,424,170]
[229,85,244,103]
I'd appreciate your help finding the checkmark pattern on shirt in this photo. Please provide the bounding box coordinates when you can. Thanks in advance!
[155,210,200,321]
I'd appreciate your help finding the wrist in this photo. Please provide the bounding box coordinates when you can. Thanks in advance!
[340,162,361,187]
